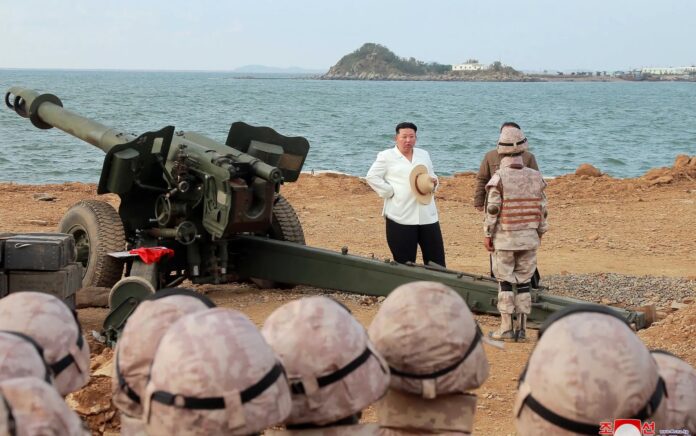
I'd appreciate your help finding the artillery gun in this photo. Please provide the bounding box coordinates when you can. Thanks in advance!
[4,87,649,343]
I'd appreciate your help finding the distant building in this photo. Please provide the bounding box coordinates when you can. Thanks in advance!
[641,66,696,75]
[453,59,486,71]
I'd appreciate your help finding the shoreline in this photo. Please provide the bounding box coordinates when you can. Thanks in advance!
[1,157,690,186]
[319,74,696,83]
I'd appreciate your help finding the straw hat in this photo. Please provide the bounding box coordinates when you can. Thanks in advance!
[409,164,434,205]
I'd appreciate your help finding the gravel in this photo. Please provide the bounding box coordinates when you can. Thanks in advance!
[540,273,696,308]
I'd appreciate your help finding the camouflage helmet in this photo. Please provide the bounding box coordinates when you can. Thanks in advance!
[368,281,489,399]
[651,350,696,433]
[0,331,52,384]
[112,288,215,418]
[497,125,528,155]
[262,296,389,426]
[0,292,89,395]
[514,305,668,435]
[0,377,89,435]
[143,308,291,435]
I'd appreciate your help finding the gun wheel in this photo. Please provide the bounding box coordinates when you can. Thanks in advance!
[252,195,305,289]
[269,195,305,245]
[58,200,126,288]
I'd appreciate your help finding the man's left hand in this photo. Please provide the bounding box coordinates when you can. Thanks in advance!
[484,237,494,252]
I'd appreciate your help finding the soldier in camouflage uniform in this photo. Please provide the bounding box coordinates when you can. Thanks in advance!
[484,125,548,341]
[0,377,89,435]
[0,331,52,384]
[514,306,668,435]
[651,350,696,433]
[368,281,490,435]
[0,292,90,395]
[473,122,539,211]
[112,288,215,435]
[262,296,390,435]
[143,308,291,435]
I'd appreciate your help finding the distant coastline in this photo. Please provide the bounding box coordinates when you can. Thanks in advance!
[319,71,696,83]
[320,43,696,83]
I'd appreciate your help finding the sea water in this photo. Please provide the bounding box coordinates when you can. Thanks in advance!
[1,69,695,184]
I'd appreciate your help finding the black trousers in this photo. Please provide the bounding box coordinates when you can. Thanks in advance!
[385,218,446,267]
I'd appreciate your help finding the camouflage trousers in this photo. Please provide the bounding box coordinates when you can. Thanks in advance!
[493,249,536,316]
[491,249,536,284]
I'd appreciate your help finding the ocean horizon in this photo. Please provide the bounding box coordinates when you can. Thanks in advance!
[1,69,695,184]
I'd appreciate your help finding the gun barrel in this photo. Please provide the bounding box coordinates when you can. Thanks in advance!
[5,87,136,153]
[226,148,283,183]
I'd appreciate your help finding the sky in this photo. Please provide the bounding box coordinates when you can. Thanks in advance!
[1,0,694,72]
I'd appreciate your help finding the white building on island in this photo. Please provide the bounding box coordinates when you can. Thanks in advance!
[452,59,486,71]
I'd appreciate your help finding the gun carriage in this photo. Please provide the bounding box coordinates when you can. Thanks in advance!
[4,87,648,343]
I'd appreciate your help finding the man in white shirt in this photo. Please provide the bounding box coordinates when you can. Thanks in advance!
[366,122,446,267]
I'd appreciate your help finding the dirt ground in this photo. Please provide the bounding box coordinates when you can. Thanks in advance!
[1,155,695,435]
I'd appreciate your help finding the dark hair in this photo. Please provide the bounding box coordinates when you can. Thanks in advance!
[500,121,521,132]
[395,122,417,134]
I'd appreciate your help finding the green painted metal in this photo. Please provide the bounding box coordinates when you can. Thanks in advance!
[5,87,136,151]
[232,235,647,329]
[5,86,310,280]
[4,86,647,339]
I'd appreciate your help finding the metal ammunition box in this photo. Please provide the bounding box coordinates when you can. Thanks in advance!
[8,262,83,300]
[4,233,76,271]
[0,233,16,268]
[0,271,7,298]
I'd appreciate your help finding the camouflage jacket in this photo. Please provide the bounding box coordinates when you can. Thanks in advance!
[265,423,382,435]
[484,156,548,250]
[376,389,476,435]
[474,149,538,208]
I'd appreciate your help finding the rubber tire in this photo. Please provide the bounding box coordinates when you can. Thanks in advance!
[251,195,305,289]
[269,195,305,245]
[58,200,126,288]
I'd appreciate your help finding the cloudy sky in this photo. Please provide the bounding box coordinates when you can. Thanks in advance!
[1,0,694,72]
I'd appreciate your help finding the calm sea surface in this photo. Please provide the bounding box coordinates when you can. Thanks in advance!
[1,70,695,184]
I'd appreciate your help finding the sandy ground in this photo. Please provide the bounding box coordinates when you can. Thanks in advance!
[1,156,695,435]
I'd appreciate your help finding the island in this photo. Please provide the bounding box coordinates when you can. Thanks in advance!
[321,43,696,82]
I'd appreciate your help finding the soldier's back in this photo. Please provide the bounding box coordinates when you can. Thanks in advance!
[265,423,382,436]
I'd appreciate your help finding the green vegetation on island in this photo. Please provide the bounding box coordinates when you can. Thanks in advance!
[322,43,524,81]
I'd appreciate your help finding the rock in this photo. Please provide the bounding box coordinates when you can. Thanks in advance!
[23,219,50,226]
[32,193,57,201]
[65,376,113,416]
[93,359,114,378]
[77,287,111,308]
[359,295,378,306]
[689,156,696,168]
[674,154,691,168]
[575,164,602,177]
[649,175,673,186]
[671,302,689,311]
[587,234,600,241]
[683,297,695,305]
[643,168,671,180]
